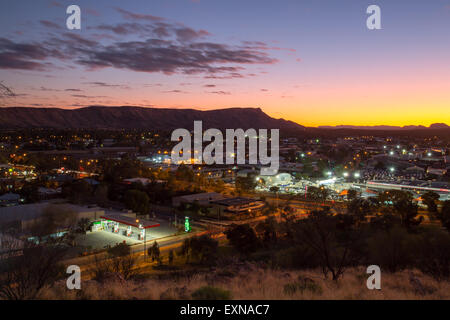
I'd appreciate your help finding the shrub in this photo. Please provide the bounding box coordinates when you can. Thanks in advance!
[274,245,321,269]
[368,227,415,273]
[191,286,232,300]
[224,224,260,255]
[284,277,323,295]
[414,229,450,280]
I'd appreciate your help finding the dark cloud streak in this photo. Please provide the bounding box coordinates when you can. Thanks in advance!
[0,9,277,77]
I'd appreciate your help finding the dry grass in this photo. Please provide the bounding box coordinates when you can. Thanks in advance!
[39,265,449,300]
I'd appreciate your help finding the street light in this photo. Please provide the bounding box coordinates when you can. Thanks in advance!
[354,172,360,178]
[343,172,349,177]
[138,222,147,262]
[390,167,395,172]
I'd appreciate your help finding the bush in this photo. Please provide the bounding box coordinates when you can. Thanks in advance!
[368,227,415,273]
[191,286,232,300]
[415,229,450,280]
[108,242,131,257]
[224,224,260,255]
[274,245,321,269]
[284,277,323,295]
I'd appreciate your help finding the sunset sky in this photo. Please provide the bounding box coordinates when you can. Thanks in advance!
[1,0,449,127]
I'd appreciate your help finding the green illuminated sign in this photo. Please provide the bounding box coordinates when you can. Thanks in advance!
[184,216,191,232]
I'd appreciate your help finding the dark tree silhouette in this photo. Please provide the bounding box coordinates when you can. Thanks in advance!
[422,191,440,213]
[224,224,260,255]
[0,82,15,105]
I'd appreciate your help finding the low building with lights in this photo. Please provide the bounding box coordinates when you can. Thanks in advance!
[211,197,265,217]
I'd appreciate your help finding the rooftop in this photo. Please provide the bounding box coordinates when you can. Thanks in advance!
[211,197,262,207]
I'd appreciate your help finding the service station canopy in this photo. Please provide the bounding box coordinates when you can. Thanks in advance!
[100,214,160,229]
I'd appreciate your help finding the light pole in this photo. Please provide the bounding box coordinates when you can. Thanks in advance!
[137,219,146,262]
[143,227,146,262]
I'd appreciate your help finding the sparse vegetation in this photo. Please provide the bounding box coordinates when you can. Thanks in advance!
[37,266,449,300]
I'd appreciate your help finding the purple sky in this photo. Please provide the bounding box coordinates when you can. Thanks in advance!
[1,0,450,126]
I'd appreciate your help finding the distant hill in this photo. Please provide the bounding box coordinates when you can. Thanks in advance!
[317,124,448,130]
[0,106,304,132]
[429,123,449,129]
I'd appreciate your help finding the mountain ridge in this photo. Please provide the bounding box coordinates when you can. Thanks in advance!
[0,106,304,132]
[317,123,449,130]
[0,106,446,132]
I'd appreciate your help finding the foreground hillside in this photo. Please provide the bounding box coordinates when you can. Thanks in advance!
[41,265,449,300]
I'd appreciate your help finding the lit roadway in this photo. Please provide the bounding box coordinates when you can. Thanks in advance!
[63,198,325,278]
[64,230,211,278]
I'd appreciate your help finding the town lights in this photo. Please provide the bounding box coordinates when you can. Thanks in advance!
[390,167,395,172]
[343,172,349,177]
[389,151,394,155]
[354,172,360,178]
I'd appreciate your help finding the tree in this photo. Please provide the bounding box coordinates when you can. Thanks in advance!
[292,209,364,281]
[376,190,422,230]
[255,216,278,246]
[306,186,329,202]
[30,204,78,240]
[369,213,400,231]
[235,176,257,193]
[377,190,413,207]
[437,200,450,232]
[106,243,138,280]
[76,217,91,234]
[62,180,93,204]
[393,198,423,230]
[148,241,161,264]
[422,191,440,213]
[368,226,414,273]
[224,224,259,255]
[0,82,15,106]
[108,242,131,257]
[103,159,143,184]
[415,229,450,280]
[0,240,66,300]
[93,183,109,206]
[347,198,373,224]
[175,165,194,182]
[181,235,218,265]
[124,189,150,215]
